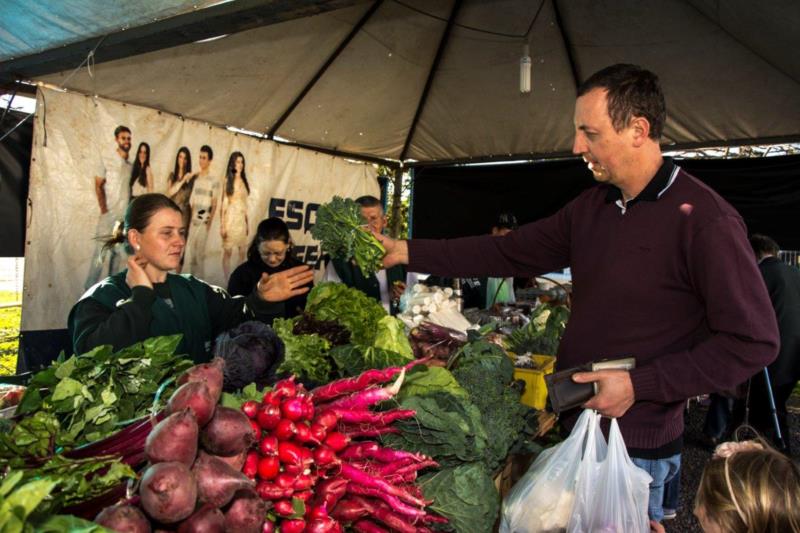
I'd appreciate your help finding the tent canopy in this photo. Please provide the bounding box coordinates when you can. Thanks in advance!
[2,0,799,165]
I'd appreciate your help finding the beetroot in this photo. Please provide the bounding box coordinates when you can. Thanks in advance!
[201,406,255,456]
[140,462,197,524]
[167,382,217,427]
[225,490,268,533]
[146,409,199,466]
[178,358,225,403]
[198,449,247,471]
[193,452,255,508]
[177,505,225,533]
[95,504,151,533]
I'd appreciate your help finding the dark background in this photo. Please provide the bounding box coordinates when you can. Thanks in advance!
[0,110,32,258]
[411,154,800,251]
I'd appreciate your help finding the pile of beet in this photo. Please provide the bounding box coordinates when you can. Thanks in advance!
[242,359,447,533]
[95,358,266,533]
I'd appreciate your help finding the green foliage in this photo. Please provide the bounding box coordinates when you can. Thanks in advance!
[221,382,272,410]
[0,299,20,375]
[330,345,411,378]
[419,462,499,533]
[383,391,488,467]
[0,411,60,460]
[16,335,191,447]
[505,304,570,356]
[305,282,387,346]
[310,196,385,276]
[396,365,467,402]
[373,316,413,359]
[274,317,332,383]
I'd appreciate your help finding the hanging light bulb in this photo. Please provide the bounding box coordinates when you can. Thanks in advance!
[520,43,532,94]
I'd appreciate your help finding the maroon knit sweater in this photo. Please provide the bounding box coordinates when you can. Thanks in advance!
[408,165,778,449]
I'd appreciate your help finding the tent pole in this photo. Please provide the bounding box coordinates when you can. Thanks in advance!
[267,0,384,139]
[388,166,404,238]
[551,0,581,91]
[399,0,463,162]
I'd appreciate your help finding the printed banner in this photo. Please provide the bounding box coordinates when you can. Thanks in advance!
[22,87,378,331]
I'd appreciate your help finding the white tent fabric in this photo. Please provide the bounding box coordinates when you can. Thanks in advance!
[21,0,800,163]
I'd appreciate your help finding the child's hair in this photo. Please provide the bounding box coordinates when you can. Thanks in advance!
[695,441,800,532]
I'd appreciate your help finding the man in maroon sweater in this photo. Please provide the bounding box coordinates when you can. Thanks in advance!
[377,64,779,523]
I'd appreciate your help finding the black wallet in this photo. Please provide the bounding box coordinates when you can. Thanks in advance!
[544,357,636,413]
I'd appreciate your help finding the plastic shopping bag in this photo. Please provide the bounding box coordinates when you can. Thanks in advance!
[567,418,652,533]
[500,410,605,533]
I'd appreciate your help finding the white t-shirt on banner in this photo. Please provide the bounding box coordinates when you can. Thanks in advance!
[96,154,132,218]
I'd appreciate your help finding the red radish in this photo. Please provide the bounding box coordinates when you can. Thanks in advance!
[299,445,314,466]
[273,499,294,517]
[338,426,400,439]
[294,422,312,443]
[145,409,199,466]
[278,441,303,466]
[306,516,343,533]
[198,449,247,471]
[294,490,313,502]
[139,461,197,524]
[311,360,424,402]
[275,473,295,489]
[167,381,216,427]
[256,404,281,430]
[283,462,304,475]
[178,358,225,403]
[311,478,348,511]
[257,456,280,480]
[293,473,314,490]
[259,435,279,456]
[301,397,315,420]
[352,520,389,533]
[241,400,259,419]
[176,505,225,533]
[332,408,415,426]
[275,419,297,440]
[339,463,429,507]
[281,397,305,421]
[262,391,281,406]
[273,377,297,398]
[250,420,261,438]
[313,411,339,430]
[243,451,259,479]
[224,490,268,533]
[308,504,329,521]
[255,481,287,500]
[261,521,275,533]
[95,504,150,533]
[309,423,327,442]
[280,519,305,533]
[340,442,427,464]
[201,406,255,456]
[192,452,255,508]
[346,484,432,519]
[327,369,405,411]
[313,446,338,466]
[323,432,349,452]
[331,497,372,522]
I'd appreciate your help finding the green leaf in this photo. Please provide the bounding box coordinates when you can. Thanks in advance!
[373,316,414,359]
[51,377,83,402]
[221,392,242,410]
[274,318,332,383]
[305,282,387,346]
[15,388,42,416]
[100,387,117,406]
[397,366,468,401]
[143,335,182,357]
[0,471,23,498]
[54,356,76,379]
[419,463,499,533]
[33,514,114,533]
[0,478,58,523]
[290,497,306,519]
[330,344,411,378]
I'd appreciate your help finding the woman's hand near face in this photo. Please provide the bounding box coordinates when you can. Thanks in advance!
[256,265,313,302]
[126,255,153,289]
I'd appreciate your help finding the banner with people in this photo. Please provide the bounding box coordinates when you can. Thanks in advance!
[22,86,379,331]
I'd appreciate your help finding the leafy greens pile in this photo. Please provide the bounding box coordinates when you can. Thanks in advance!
[310,196,385,276]
[505,303,570,356]
[17,335,192,447]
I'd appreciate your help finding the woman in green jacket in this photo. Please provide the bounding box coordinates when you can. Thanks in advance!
[69,193,313,363]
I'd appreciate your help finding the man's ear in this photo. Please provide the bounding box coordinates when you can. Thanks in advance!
[629,116,651,147]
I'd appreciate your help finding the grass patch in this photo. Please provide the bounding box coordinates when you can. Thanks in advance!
[0,292,21,376]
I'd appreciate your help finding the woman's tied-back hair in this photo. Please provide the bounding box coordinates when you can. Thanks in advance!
[577,63,666,140]
[102,194,182,255]
[696,441,800,532]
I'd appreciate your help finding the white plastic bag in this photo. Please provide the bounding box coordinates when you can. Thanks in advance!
[500,409,604,533]
[567,418,652,533]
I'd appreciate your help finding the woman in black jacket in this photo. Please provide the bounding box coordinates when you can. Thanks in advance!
[228,218,312,322]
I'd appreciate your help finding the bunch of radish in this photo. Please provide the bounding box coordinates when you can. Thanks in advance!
[242,359,448,533]
[95,358,269,533]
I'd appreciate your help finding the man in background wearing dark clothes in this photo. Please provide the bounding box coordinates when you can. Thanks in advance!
[747,234,800,454]
[375,64,779,524]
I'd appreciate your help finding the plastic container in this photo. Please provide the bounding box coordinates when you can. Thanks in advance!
[513,355,556,410]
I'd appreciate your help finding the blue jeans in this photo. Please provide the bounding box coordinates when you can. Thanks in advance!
[631,454,681,522]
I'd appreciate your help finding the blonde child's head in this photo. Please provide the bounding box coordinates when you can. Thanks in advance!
[694,440,800,532]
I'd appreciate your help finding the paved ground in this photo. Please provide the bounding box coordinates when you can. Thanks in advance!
[664,402,799,532]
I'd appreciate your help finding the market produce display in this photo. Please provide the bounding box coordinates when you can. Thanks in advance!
[311,196,385,276]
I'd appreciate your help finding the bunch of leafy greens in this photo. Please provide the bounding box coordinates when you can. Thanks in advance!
[382,391,488,467]
[451,340,536,472]
[396,365,467,402]
[419,463,499,533]
[274,317,332,383]
[0,411,60,460]
[0,470,116,533]
[310,196,385,276]
[305,282,387,346]
[221,382,273,410]
[16,335,192,447]
[330,316,414,377]
[505,303,570,356]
